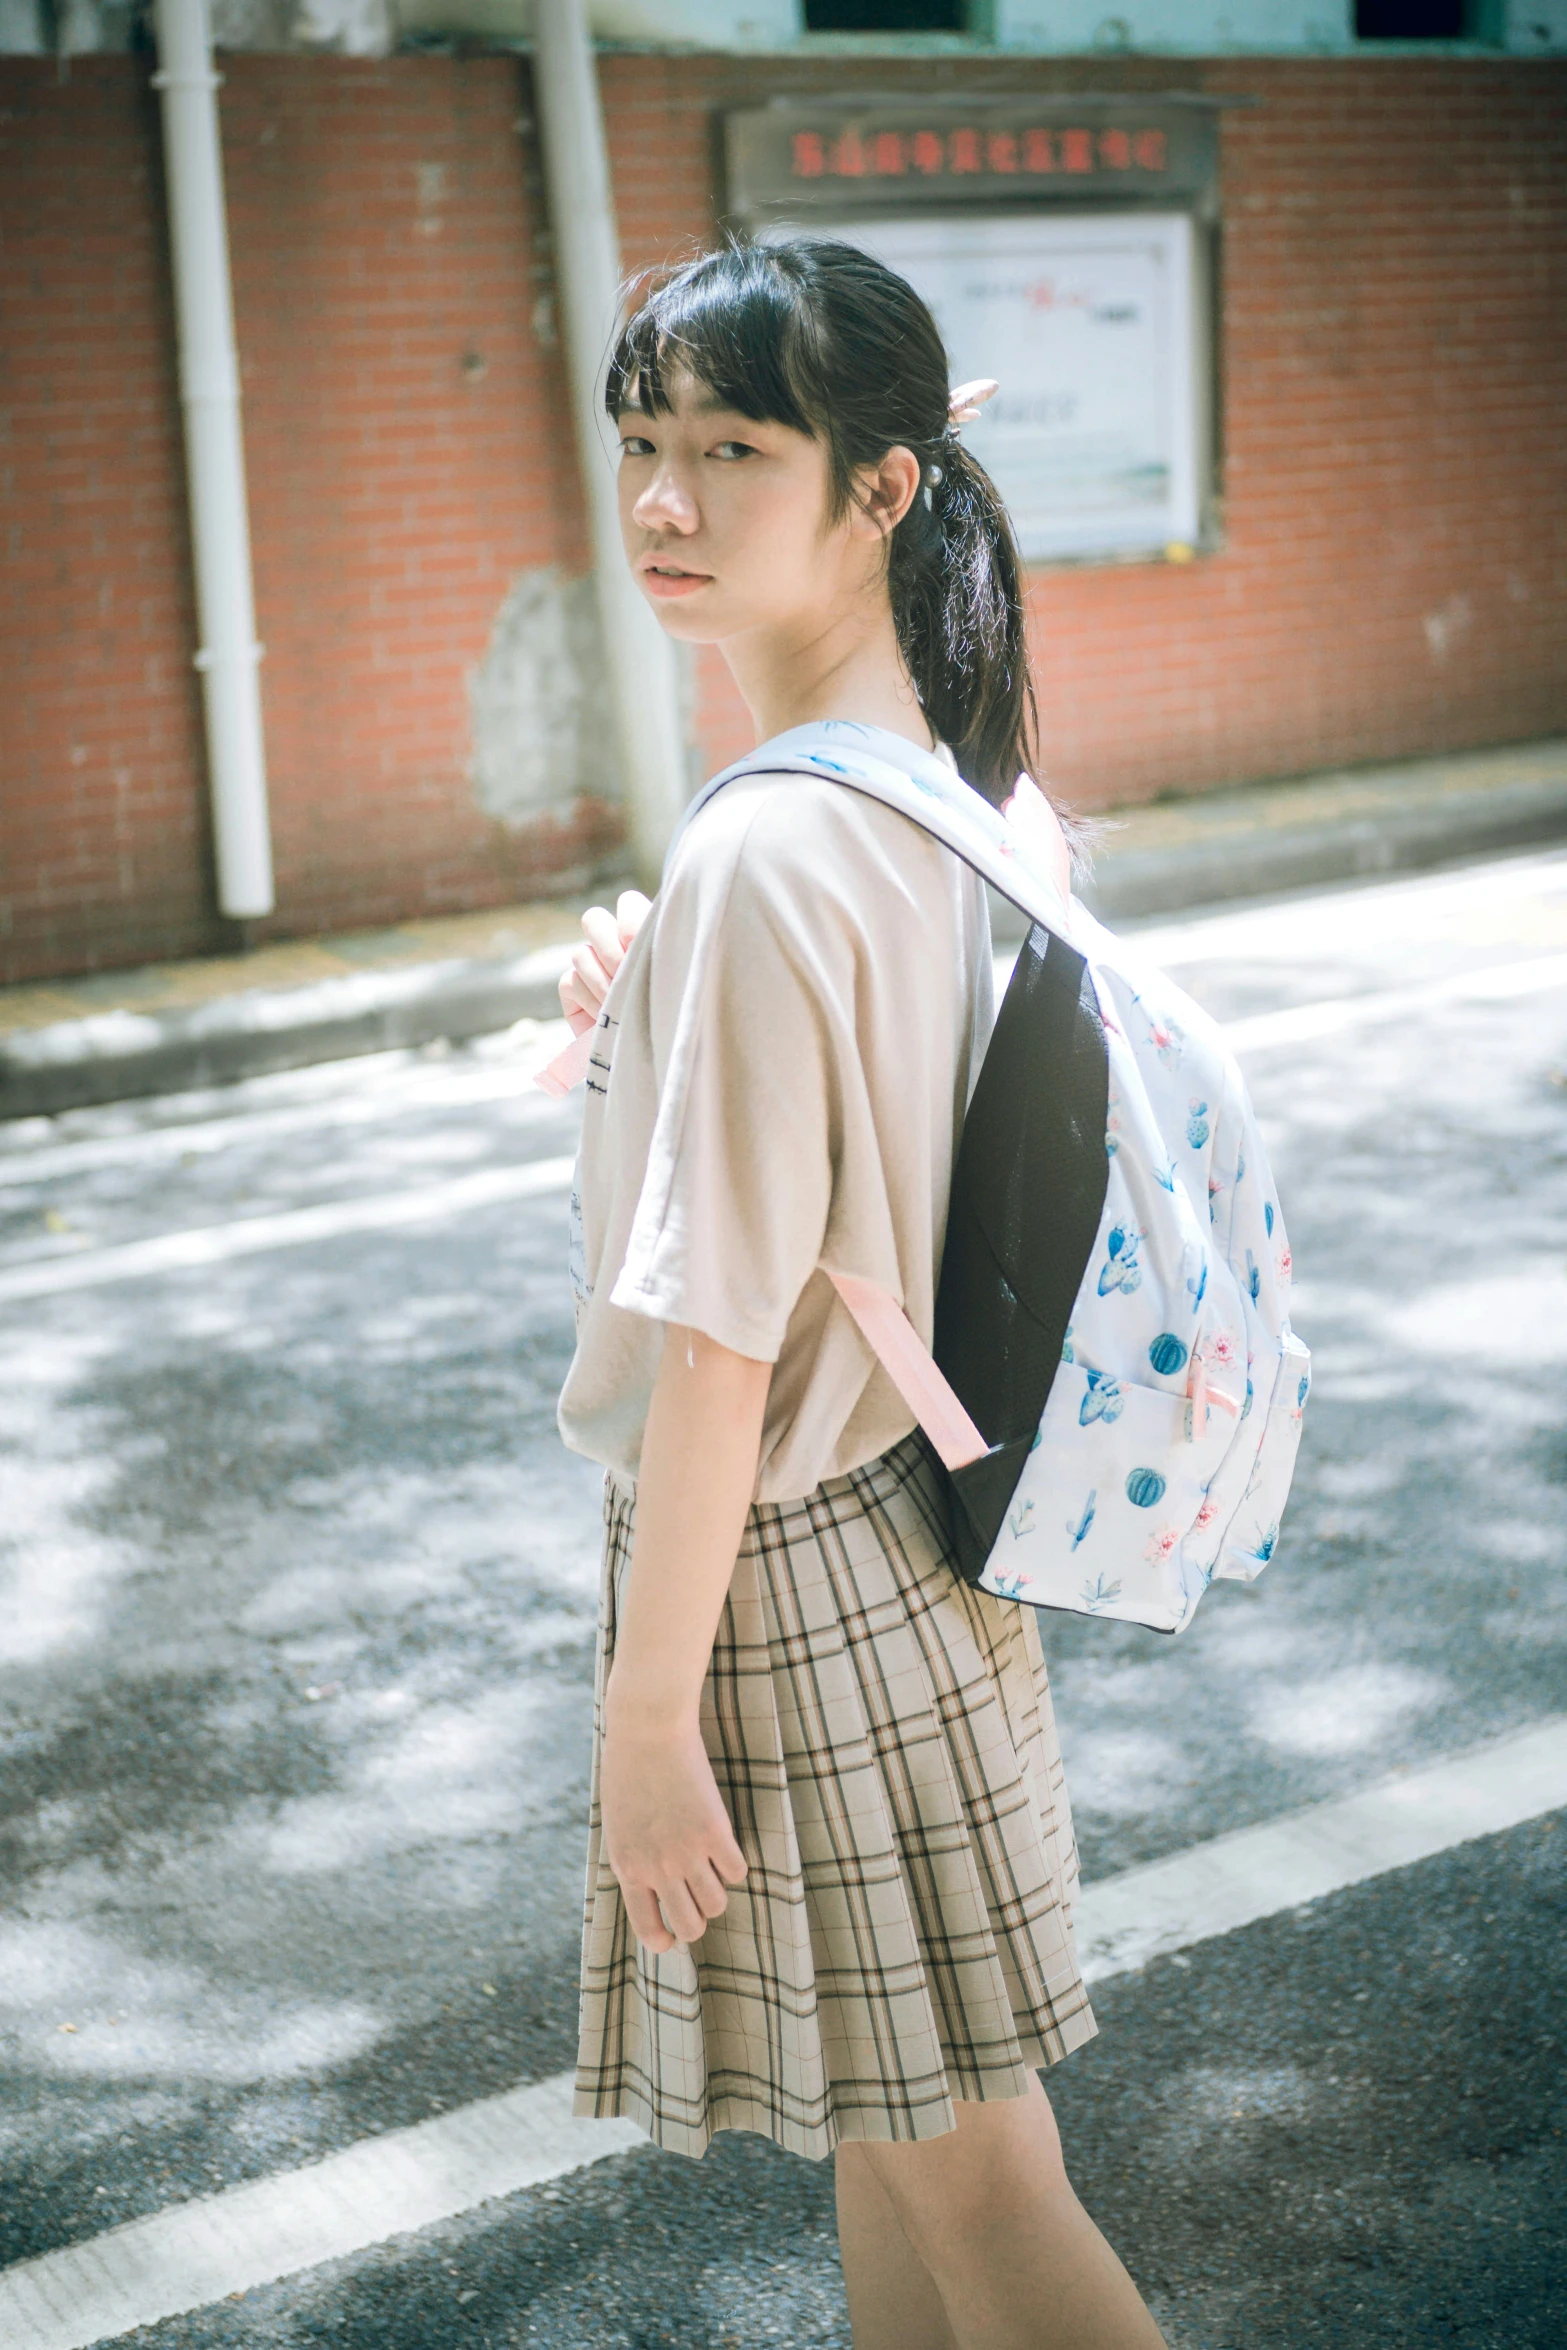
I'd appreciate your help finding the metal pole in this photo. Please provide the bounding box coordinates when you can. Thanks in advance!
[531,0,689,890]
[152,0,274,921]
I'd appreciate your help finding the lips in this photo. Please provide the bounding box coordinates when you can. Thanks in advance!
[639,559,712,601]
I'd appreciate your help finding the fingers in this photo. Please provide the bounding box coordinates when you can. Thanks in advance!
[712,1828,748,1886]
[615,889,652,947]
[563,901,649,1041]
[558,967,599,1033]
[619,1849,747,1954]
[621,1882,676,1955]
[579,905,623,977]
[569,936,612,1001]
[621,1875,702,1951]
[682,1859,733,1925]
[657,1878,710,1946]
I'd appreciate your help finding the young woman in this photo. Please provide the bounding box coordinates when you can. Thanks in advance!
[555,239,1167,2350]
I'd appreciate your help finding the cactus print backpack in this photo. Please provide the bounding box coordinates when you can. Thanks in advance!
[682,721,1312,1636]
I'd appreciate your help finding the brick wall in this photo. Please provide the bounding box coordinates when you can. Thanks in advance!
[1,63,208,983]
[1,54,605,984]
[601,53,1567,803]
[2,52,1564,983]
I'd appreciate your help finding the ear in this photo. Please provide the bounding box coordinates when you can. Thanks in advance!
[853,444,922,538]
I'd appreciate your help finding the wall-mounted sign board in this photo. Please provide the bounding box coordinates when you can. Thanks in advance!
[829,211,1201,564]
[724,97,1220,222]
[725,98,1219,565]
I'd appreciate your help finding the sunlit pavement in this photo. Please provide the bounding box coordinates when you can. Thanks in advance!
[1,850,1564,2348]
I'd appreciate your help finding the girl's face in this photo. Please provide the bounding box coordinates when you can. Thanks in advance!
[615,372,916,645]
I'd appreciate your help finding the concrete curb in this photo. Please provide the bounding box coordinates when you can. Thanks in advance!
[1074,767,1567,924]
[5,757,1566,1122]
[0,946,575,1122]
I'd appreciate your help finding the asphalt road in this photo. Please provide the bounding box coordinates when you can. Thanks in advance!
[1,848,1564,2348]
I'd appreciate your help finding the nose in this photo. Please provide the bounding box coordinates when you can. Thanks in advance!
[631,458,699,539]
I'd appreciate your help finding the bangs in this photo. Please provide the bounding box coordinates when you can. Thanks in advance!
[605,247,823,437]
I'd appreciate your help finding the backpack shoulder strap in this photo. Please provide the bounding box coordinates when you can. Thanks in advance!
[540,723,1093,1490]
[679,721,1073,938]
[536,722,1074,1099]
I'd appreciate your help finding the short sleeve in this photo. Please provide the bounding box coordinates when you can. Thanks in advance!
[607,796,838,1363]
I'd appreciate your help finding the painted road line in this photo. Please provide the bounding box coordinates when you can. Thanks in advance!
[1132,847,1567,969]
[1,1715,1562,2350]
[1224,949,1567,1055]
[1075,1711,1567,1981]
[986,949,1567,1051]
[0,2072,644,2350]
[0,1028,579,1191]
[4,923,1561,1196]
[5,949,1565,1297]
[0,1157,578,1303]
[0,1066,539,1190]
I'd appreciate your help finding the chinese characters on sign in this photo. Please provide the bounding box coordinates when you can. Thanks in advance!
[725,100,1216,217]
[787,124,1171,184]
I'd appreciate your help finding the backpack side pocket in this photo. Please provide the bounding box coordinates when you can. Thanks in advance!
[1213,1331,1312,1582]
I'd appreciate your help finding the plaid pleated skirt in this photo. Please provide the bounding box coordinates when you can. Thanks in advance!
[573,1432,1097,2162]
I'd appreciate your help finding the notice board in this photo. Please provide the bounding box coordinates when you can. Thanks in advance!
[835,211,1200,563]
[725,99,1219,564]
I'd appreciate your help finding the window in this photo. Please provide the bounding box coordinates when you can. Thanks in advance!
[1355,2,1470,33]
[804,1,969,29]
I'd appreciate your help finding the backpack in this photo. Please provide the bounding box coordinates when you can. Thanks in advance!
[543,720,1310,1637]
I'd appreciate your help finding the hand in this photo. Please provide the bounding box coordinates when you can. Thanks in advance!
[559,889,652,1037]
[600,1690,748,1954]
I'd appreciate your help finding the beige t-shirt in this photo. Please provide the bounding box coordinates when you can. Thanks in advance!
[555,765,994,1502]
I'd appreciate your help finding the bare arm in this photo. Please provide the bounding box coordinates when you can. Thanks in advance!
[600,1324,771,1953]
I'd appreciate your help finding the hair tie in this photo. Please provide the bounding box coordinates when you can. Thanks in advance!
[948,378,999,426]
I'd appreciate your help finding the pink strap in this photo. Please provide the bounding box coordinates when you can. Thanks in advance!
[827,1270,990,1472]
[1188,1348,1244,1440]
[534,1026,596,1100]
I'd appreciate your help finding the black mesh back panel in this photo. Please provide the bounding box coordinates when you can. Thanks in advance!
[933,923,1110,1583]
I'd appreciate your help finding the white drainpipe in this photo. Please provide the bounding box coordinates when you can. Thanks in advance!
[152,0,275,921]
[532,0,690,889]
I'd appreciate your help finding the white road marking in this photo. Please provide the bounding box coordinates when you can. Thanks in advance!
[1074,1711,1567,1981]
[0,1157,578,1302]
[1,1715,1561,2350]
[0,2072,644,2350]
[0,1027,576,1190]
[5,840,1561,1194]
[1223,950,1567,1054]
[988,946,1567,1040]
[7,840,1562,1191]
[4,952,1563,1300]
[1129,846,1567,967]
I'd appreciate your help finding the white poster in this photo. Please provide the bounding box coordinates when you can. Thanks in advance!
[823,211,1201,564]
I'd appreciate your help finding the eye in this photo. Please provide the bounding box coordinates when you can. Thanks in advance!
[710,439,759,461]
[618,435,655,459]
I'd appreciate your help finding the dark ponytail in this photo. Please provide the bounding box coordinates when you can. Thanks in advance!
[605,237,1040,809]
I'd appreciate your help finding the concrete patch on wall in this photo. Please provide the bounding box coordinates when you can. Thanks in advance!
[1423,593,1474,665]
[208,0,298,46]
[292,0,393,53]
[468,567,621,834]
